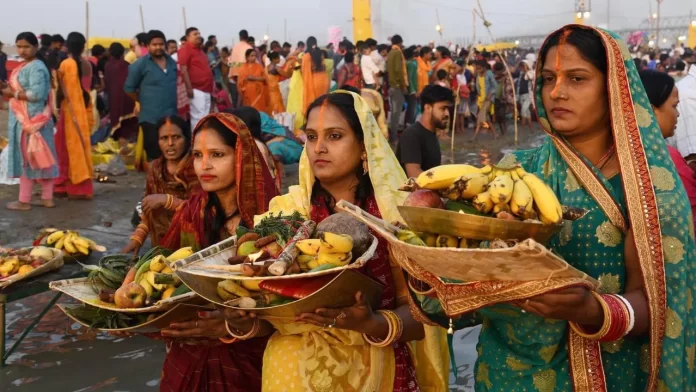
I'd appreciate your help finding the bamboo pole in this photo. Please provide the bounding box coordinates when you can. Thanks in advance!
[474,0,519,145]
[139,5,146,32]
[182,7,188,30]
[85,1,89,52]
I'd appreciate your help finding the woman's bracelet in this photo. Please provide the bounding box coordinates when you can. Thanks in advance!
[569,292,633,342]
[218,336,238,344]
[363,310,403,347]
[225,319,260,340]
[164,195,174,210]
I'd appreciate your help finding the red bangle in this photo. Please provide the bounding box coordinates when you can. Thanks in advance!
[599,294,629,342]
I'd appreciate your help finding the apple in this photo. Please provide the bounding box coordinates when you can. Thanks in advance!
[114,282,147,308]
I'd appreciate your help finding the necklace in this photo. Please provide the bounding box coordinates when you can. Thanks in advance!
[597,149,616,171]
[594,145,616,168]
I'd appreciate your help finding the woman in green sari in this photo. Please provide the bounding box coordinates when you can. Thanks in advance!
[411,25,696,391]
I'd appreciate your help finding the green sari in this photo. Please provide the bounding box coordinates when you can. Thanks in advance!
[412,26,696,391]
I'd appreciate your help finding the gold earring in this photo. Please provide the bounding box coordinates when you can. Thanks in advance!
[361,152,368,175]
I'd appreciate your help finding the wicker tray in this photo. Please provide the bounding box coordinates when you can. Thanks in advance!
[336,200,600,316]
[49,277,198,313]
[172,234,379,281]
[58,302,212,333]
[0,248,64,290]
[397,205,563,243]
[177,269,383,318]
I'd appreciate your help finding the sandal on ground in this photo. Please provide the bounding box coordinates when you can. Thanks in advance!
[6,201,31,211]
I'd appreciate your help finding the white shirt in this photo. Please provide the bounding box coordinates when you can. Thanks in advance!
[668,65,696,158]
[361,54,380,85]
[264,53,286,67]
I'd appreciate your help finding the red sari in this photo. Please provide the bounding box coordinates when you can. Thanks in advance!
[159,113,279,392]
[309,193,419,392]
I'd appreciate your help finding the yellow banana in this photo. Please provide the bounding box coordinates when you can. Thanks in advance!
[145,271,166,291]
[488,174,514,204]
[510,179,534,218]
[493,203,511,214]
[166,247,194,262]
[162,266,174,274]
[84,238,107,252]
[319,232,354,253]
[296,239,322,256]
[150,255,167,272]
[46,230,65,245]
[479,165,493,175]
[442,183,462,201]
[517,168,563,225]
[75,244,90,255]
[139,279,154,297]
[241,280,262,292]
[472,191,494,214]
[419,233,438,247]
[415,164,485,190]
[218,280,251,298]
[72,236,90,249]
[217,285,236,301]
[63,233,77,254]
[297,255,315,265]
[307,259,320,270]
[458,173,490,199]
[436,234,459,248]
[161,286,176,300]
[317,252,352,267]
[54,236,66,250]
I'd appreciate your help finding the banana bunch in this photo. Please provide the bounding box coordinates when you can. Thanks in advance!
[296,232,354,272]
[417,233,474,249]
[93,139,121,154]
[468,167,563,224]
[46,230,107,256]
[135,252,187,301]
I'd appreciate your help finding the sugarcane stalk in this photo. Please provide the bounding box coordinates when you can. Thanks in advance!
[268,220,316,276]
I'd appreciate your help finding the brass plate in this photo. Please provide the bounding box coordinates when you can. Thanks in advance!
[397,206,563,243]
[176,269,384,318]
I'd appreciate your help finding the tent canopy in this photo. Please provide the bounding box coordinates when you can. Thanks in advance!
[475,42,518,52]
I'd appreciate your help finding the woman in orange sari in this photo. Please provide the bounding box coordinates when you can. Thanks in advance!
[266,51,293,114]
[54,32,93,199]
[237,49,268,114]
[429,46,454,84]
[300,36,330,115]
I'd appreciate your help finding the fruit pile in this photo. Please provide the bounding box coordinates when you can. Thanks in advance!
[40,229,107,259]
[296,232,354,272]
[406,164,563,224]
[84,247,194,309]
[0,246,55,279]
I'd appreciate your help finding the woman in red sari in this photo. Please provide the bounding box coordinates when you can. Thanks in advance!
[157,112,279,391]
[237,49,268,114]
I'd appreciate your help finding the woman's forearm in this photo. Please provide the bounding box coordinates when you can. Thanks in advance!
[362,304,425,342]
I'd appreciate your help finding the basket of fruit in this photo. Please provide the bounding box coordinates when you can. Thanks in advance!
[57,302,212,333]
[34,229,107,263]
[173,212,384,316]
[0,246,64,289]
[49,247,198,313]
[335,197,599,317]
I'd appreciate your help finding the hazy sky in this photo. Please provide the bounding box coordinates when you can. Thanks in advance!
[2,0,695,46]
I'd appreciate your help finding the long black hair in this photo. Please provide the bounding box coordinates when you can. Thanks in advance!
[639,70,675,108]
[229,107,262,140]
[539,28,607,75]
[304,92,373,209]
[305,36,325,72]
[15,32,48,69]
[155,115,192,156]
[194,117,238,245]
[65,32,90,107]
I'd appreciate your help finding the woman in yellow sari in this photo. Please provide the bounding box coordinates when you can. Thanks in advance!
[238,49,268,114]
[222,90,449,392]
[54,32,93,199]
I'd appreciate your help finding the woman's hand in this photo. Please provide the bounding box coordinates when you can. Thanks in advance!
[219,307,259,335]
[141,194,168,215]
[296,291,377,335]
[512,287,603,326]
[160,311,228,339]
[121,240,141,255]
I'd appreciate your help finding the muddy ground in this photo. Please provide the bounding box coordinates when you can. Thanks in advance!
[0,105,544,391]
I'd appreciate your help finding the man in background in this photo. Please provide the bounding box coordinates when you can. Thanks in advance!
[47,34,67,70]
[39,34,52,63]
[296,41,306,52]
[228,29,252,107]
[396,85,453,178]
[178,27,214,129]
[0,42,7,83]
[124,30,177,160]
[167,39,178,59]
[281,42,292,57]
[386,34,407,142]
[405,47,419,128]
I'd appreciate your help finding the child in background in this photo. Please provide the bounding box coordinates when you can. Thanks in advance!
[215,82,233,112]
[436,69,449,88]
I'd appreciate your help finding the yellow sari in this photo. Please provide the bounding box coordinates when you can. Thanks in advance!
[256,91,449,392]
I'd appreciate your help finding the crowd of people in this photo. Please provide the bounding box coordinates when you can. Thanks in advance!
[1,22,696,392]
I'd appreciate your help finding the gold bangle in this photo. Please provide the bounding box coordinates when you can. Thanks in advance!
[225,319,259,340]
[218,336,238,344]
[363,310,398,347]
[129,235,144,246]
[569,292,611,340]
[385,310,404,342]
[137,223,148,231]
